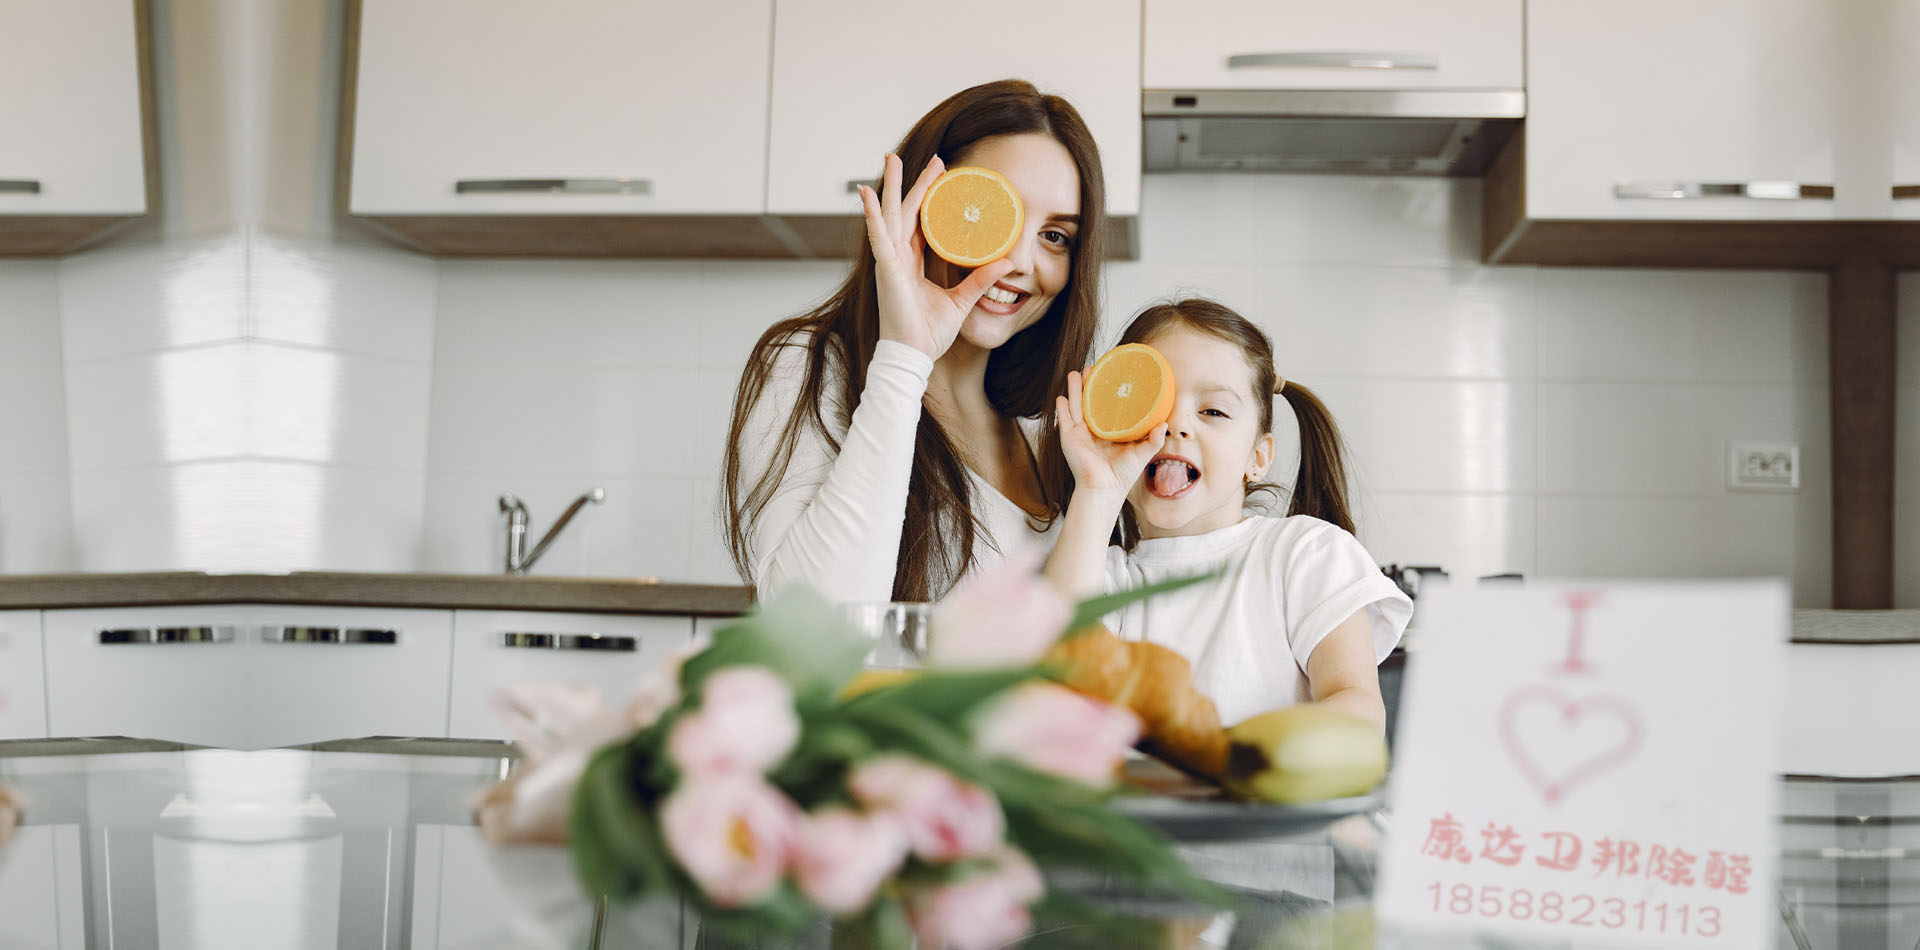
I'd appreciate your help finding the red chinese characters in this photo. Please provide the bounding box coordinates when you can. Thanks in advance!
[1421,816,1750,897]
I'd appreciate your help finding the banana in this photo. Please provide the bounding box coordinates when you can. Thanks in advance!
[1222,704,1388,804]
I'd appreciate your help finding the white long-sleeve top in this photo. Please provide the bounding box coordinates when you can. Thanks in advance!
[737,334,1059,604]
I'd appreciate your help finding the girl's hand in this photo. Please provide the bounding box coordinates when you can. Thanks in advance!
[1055,369,1168,501]
[857,153,1017,360]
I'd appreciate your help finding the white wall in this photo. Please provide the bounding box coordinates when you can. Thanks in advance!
[423,175,1850,605]
[0,262,75,572]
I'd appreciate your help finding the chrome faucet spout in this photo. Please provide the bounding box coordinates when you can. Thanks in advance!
[503,487,605,574]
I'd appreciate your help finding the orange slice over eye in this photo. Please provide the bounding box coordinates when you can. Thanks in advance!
[918,166,1024,267]
[1083,343,1176,442]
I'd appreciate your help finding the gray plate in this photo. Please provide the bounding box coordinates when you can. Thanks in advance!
[1111,788,1386,843]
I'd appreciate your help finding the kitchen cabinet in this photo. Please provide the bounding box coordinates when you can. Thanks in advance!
[765,0,1141,247]
[1142,0,1521,91]
[446,610,692,740]
[42,606,252,749]
[244,605,454,748]
[0,0,151,255]
[1481,0,1920,267]
[345,0,1144,257]
[1896,0,1919,221]
[0,611,46,739]
[346,0,789,256]
[349,0,769,217]
[1522,0,1837,224]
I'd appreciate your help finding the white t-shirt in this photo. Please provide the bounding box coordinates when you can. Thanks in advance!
[1102,515,1412,726]
[736,333,1059,603]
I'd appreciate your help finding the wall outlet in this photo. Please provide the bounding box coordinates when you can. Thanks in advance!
[1727,442,1799,491]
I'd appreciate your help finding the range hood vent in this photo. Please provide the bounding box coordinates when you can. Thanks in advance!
[1144,89,1524,176]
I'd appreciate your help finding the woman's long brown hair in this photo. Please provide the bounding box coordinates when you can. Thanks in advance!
[1116,299,1355,547]
[722,79,1106,601]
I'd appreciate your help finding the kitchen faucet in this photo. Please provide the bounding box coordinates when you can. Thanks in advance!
[498,487,604,574]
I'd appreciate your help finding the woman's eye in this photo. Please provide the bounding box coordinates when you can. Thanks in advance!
[1041,229,1073,248]
[1201,408,1229,418]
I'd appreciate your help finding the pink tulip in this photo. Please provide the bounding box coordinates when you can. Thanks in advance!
[974,681,1141,787]
[667,665,800,777]
[907,848,1046,950]
[929,546,1070,668]
[847,755,1003,862]
[787,806,910,915]
[622,635,705,730]
[659,774,798,908]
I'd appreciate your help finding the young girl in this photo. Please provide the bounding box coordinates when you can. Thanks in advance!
[1045,298,1411,731]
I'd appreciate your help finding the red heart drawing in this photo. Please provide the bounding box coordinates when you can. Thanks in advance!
[1498,686,1643,806]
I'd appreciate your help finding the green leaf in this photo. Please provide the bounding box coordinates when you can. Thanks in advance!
[842,668,1037,722]
[840,703,992,785]
[1063,570,1220,634]
[1002,800,1231,909]
[570,744,677,898]
[680,587,869,706]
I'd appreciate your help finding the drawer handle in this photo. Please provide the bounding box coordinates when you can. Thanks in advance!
[1226,51,1438,70]
[0,179,42,194]
[98,626,236,645]
[1894,185,1920,200]
[1612,181,1835,200]
[501,632,637,653]
[261,626,399,645]
[454,178,652,196]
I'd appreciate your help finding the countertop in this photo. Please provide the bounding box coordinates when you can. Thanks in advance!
[0,572,755,617]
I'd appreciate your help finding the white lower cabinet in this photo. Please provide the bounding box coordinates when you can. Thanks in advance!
[447,611,694,741]
[42,605,253,749]
[0,610,46,739]
[245,605,455,749]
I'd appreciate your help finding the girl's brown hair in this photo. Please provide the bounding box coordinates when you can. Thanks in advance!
[1116,298,1355,545]
[722,79,1105,601]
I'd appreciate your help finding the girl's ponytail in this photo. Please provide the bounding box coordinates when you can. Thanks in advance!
[1274,380,1355,534]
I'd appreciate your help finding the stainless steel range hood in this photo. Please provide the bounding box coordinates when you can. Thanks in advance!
[1143,89,1525,176]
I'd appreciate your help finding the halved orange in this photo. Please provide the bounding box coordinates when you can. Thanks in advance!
[1083,343,1176,442]
[918,166,1024,267]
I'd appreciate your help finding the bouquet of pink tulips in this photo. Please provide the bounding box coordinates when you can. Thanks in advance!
[567,562,1222,948]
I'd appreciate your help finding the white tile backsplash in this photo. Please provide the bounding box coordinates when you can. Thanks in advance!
[12,174,1884,602]
[1536,269,1826,384]
[250,232,438,360]
[56,233,247,360]
[413,175,1855,603]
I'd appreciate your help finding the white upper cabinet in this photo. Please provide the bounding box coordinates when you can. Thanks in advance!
[350,0,771,216]
[764,0,1141,217]
[1143,0,1521,91]
[0,0,146,216]
[1894,0,1919,220]
[1524,0,1840,221]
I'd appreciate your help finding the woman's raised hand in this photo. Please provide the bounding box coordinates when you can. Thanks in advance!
[1056,370,1168,501]
[857,153,1017,360]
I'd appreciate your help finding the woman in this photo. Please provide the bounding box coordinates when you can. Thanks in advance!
[722,79,1109,604]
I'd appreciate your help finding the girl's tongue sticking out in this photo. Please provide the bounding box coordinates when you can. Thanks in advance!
[1147,458,1199,498]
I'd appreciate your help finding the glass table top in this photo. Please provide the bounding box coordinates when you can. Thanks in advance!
[0,738,1913,949]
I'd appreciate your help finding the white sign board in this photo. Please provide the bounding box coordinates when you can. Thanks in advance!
[1376,582,1787,947]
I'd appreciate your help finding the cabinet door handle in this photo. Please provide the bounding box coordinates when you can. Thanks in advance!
[454,178,651,195]
[1227,51,1438,70]
[0,180,41,194]
[260,626,399,645]
[98,626,237,645]
[1612,181,1835,200]
[501,632,638,653]
[1894,185,1920,200]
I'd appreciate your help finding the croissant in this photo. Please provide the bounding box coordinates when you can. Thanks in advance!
[1044,624,1229,780]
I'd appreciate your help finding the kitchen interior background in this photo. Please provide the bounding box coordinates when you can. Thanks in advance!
[0,0,1913,608]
